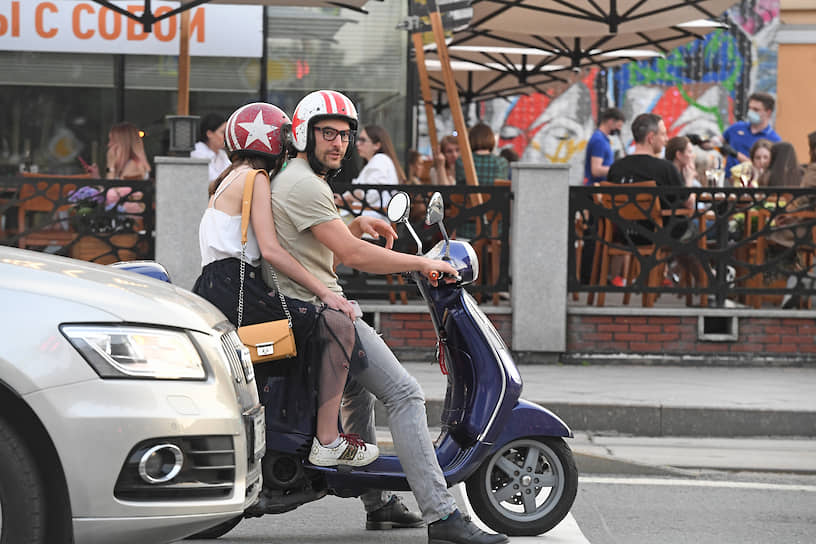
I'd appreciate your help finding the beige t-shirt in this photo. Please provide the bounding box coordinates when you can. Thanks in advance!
[263,158,342,303]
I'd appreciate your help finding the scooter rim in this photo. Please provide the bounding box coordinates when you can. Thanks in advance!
[481,438,567,523]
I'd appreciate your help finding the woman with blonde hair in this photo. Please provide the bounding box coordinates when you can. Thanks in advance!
[104,122,151,180]
[85,122,151,180]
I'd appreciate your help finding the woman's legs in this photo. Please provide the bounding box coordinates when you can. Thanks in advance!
[307,309,378,467]
[312,308,353,444]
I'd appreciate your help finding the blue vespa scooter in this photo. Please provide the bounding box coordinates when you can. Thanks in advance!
[118,191,578,538]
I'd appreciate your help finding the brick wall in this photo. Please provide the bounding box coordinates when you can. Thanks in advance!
[373,307,815,366]
[566,314,816,364]
[378,311,512,350]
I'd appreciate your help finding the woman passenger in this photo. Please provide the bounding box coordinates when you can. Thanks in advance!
[193,102,378,468]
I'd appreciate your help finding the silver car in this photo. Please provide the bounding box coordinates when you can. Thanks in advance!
[0,247,263,544]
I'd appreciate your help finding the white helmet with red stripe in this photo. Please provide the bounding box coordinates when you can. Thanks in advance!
[291,90,358,153]
[224,102,290,158]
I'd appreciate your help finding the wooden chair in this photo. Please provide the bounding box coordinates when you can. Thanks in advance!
[788,210,816,309]
[573,211,586,301]
[16,181,81,250]
[751,208,816,309]
[661,205,708,307]
[468,179,510,305]
[589,181,667,307]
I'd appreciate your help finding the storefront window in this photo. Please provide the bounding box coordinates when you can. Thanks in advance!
[0,2,408,177]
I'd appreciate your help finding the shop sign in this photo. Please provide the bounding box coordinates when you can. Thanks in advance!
[0,1,262,57]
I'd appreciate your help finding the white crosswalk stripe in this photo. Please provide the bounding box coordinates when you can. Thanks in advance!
[454,483,593,543]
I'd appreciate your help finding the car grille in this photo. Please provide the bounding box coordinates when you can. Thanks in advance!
[220,330,258,412]
[220,329,263,502]
[114,436,235,501]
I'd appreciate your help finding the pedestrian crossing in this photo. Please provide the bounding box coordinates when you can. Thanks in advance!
[452,483,592,543]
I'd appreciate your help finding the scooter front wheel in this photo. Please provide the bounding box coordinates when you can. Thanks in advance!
[465,436,578,536]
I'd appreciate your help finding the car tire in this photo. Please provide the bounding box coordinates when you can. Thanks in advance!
[0,418,47,544]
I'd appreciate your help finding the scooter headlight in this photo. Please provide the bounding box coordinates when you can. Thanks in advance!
[62,325,206,380]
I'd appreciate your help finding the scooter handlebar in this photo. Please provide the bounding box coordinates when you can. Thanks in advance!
[428,270,462,283]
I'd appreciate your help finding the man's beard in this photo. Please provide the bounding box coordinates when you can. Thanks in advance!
[308,153,341,181]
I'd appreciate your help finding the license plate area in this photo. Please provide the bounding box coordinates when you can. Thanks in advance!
[243,405,266,461]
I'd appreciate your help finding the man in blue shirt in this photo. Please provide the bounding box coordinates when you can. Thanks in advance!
[720,92,782,171]
[583,107,625,185]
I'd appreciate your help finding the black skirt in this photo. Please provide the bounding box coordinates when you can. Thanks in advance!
[193,257,319,336]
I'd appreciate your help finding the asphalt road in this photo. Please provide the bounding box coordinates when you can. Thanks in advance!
[573,472,816,544]
[183,471,816,544]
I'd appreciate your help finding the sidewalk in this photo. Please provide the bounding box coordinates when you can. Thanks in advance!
[374,363,816,437]
[374,363,816,474]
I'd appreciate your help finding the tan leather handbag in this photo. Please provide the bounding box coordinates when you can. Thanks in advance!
[235,170,297,364]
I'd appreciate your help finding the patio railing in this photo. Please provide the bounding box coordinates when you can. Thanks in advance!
[568,185,816,308]
[0,175,154,263]
[1,176,512,303]
[330,183,512,302]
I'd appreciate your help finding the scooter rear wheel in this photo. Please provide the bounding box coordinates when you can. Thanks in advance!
[465,436,578,536]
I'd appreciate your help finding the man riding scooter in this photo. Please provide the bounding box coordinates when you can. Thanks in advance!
[263,89,509,544]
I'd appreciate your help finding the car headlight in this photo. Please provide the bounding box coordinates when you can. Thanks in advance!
[62,325,206,380]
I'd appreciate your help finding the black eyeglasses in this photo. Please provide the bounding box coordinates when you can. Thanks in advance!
[314,126,355,143]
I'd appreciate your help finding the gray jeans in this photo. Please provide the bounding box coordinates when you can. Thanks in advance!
[341,319,457,524]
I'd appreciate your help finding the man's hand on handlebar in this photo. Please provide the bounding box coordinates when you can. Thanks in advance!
[419,259,459,287]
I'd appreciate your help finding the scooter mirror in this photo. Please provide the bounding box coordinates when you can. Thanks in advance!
[425,192,444,226]
[387,191,411,223]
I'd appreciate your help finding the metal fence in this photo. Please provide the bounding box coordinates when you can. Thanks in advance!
[1,177,512,303]
[569,185,816,308]
[330,183,512,302]
[0,175,154,264]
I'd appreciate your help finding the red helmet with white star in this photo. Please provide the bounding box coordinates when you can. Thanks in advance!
[291,90,358,154]
[225,102,290,158]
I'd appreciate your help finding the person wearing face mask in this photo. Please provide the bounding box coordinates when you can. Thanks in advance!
[719,92,782,172]
[584,107,625,185]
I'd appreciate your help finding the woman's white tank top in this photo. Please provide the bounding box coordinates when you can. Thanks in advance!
[199,167,262,268]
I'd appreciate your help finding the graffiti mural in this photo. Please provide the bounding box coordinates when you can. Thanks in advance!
[419,0,779,187]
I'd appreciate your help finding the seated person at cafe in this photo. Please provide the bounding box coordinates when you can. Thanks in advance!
[769,131,816,249]
[608,113,690,211]
[757,141,804,188]
[607,113,697,286]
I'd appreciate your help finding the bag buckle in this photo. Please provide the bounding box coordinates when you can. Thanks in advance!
[256,342,275,356]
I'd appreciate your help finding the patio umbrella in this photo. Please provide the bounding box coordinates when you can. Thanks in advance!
[419,19,723,104]
[469,0,736,36]
[422,58,570,105]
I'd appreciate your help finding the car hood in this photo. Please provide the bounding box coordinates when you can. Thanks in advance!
[1,247,227,332]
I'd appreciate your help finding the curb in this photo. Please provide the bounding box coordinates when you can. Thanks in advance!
[375,400,816,438]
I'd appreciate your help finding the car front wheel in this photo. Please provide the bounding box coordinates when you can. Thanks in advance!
[0,418,47,544]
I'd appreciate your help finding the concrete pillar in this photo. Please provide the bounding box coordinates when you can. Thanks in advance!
[154,156,209,290]
[510,163,570,354]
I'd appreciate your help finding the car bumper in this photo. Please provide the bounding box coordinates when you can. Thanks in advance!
[25,377,262,544]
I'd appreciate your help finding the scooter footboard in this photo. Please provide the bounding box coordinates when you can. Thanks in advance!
[490,399,573,449]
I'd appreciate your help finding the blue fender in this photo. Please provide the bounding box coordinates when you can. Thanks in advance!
[110,260,172,283]
[489,398,572,450]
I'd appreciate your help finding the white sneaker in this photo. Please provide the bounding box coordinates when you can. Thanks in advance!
[308,434,379,467]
